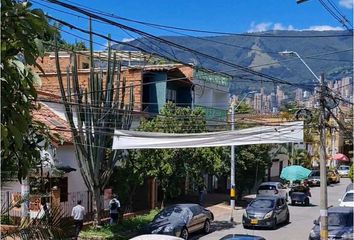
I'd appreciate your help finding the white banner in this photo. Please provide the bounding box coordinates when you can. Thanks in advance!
[112,121,303,149]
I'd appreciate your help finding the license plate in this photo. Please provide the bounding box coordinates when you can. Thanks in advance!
[251,219,258,224]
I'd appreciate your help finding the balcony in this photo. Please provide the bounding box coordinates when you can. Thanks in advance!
[193,69,231,87]
[195,105,228,121]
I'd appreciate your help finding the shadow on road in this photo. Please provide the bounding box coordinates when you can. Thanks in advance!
[290,203,318,207]
[211,220,236,232]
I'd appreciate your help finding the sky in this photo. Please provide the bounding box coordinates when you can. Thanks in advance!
[31,0,354,49]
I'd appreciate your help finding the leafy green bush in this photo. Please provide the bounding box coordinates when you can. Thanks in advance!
[80,209,159,240]
[0,215,13,225]
[349,164,354,183]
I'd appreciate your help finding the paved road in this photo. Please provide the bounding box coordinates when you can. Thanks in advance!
[194,178,350,240]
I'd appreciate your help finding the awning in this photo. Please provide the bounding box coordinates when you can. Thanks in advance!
[112,121,303,149]
[332,153,349,161]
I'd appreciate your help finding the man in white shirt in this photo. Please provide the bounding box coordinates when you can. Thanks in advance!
[109,194,121,224]
[71,200,85,240]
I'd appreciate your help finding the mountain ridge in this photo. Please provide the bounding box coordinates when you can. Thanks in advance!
[112,30,353,94]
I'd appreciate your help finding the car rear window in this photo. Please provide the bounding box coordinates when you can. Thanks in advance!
[310,171,320,176]
[258,185,276,191]
[343,193,354,202]
[328,212,353,226]
[250,199,274,208]
[339,166,349,170]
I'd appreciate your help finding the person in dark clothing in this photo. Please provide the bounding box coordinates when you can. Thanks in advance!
[198,184,207,206]
[109,194,120,225]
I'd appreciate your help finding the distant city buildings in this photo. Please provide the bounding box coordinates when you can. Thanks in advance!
[237,76,353,114]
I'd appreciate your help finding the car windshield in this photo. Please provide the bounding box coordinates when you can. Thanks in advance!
[153,206,192,223]
[327,212,353,226]
[339,166,349,170]
[343,193,354,202]
[258,185,276,191]
[310,171,320,176]
[250,199,274,208]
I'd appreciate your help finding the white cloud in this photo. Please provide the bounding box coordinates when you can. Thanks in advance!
[248,22,344,32]
[273,23,296,31]
[248,22,272,32]
[339,0,353,9]
[248,22,295,32]
[305,25,344,31]
[122,38,135,42]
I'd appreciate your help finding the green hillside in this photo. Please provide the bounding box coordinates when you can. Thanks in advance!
[112,30,353,94]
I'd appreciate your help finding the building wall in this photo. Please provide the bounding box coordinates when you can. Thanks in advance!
[270,153,289,179]
[56,145,88,193]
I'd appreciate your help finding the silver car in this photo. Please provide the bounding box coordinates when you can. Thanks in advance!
[257,182,288,201]
[338,165,350,177]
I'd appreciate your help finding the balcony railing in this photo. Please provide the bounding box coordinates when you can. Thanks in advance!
[193,69,231,87]
[195,105,228,121]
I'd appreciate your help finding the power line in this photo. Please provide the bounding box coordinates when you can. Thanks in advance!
[44,8,296,87]
[39,0,353,38]
[318,0,353,31]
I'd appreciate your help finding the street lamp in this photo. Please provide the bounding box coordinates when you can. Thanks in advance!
[230,90,256,222]
[280,50,328,240]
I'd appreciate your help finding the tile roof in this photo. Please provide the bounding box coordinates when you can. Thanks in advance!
[32,104,73,144]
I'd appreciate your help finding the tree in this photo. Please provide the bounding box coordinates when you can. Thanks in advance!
[235,144,272,197]
[290,149,311,168]
[1,0,55,181]
[135,103,228,207]
[349,164,354,183]
[55,37,134,225]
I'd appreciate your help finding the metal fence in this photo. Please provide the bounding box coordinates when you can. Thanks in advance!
[1,190,109,224]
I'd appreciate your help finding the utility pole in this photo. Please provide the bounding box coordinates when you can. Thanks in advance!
[279,50,329,239]
[319,73,328,240]
[229,91,256,222]
[230,101,236,222]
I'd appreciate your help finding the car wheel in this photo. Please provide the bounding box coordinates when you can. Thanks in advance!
[271,218,277,230]
[305,198,310,206]
[243,224,249,229]
[203,219,211,233]
[180,227,189,240]
[285,212,290,224]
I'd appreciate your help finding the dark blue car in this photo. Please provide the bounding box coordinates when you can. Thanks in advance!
[309,207,353,240]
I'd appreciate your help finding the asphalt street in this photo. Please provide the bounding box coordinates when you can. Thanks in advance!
[195,178,351,240]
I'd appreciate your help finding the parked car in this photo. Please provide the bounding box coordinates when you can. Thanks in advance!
[242,196,289,229]
[339,190,354,207]
[327,169,340,183]
[145,204,213,240]
[130,235,183,240]
[338,165,350,177]
[219,234,266,240]
[309,207,353,240]
[289,185,311,206]
[307,170,330,186]
[307,170,321,187]
[257,182,288,200]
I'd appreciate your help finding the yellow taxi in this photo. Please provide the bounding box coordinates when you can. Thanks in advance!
[327,169,340,184]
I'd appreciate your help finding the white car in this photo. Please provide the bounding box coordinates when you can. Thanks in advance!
[130,234,183,240]
[339,190,354,207]
[337,165,350,177]
[257,182,288,201]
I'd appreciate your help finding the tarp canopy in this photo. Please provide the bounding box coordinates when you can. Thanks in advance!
[112,121,303,149]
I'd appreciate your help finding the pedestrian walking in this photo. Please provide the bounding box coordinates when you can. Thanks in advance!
[198,184,207,206]
[109,194,120,225]
[71,200,85,240]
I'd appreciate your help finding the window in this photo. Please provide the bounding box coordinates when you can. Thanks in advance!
[82,62,89,69]
[166,89,177,103]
